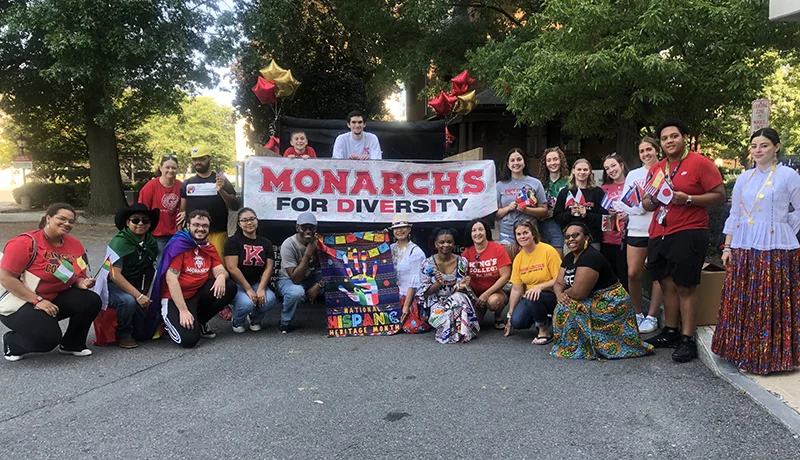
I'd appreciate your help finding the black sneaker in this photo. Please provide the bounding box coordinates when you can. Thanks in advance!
[649,328,680,348]
[277,323,291,334]
[672,335,698,363]
[199,323,216,339]
[3,333,22,362]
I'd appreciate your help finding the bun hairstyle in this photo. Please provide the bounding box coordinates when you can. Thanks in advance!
[565,220,593,244]
[39,202,76,229]
[431,227,458,241]
[750,127,780,146]
[465,218,493,245]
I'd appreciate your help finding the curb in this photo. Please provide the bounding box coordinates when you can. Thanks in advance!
[696,327,800,437]
[0,211,115,226]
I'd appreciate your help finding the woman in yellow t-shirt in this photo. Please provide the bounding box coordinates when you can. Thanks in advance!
[504,221,562,344]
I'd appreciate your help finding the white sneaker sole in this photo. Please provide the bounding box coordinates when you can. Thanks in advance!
[58,348,92,357]
[4,354,23,362]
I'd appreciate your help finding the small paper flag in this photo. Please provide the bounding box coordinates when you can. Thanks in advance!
[364,232,375,241]
[346,233,357,243]
[378,243,390,253]
[324,236,335,244]
[354,232,365,239]
[368,248,380,258]
[335,235,346,244]
[374,234,385,242]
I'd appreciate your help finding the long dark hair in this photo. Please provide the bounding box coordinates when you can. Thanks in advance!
[235,207,258,236]
[499,148,532,182]
[39,203,76,229]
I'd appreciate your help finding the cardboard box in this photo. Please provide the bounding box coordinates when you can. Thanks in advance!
[695,263,726,326]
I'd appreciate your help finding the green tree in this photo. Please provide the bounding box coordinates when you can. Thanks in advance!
[469,0,800,162]
[138,96,236,175]
[228,1,533,146]
[0,1,214,213]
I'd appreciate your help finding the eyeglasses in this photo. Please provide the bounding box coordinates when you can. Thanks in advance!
[129,217,151,225]
[53,215,76,225]
[564,232,582,240]
[239,217,258,223]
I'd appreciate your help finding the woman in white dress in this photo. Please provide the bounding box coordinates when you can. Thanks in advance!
[389,214,430,334]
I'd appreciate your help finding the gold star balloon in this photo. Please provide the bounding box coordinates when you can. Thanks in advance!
[259,60,288,81]
[274,69,301,98]
[455,90,477,115]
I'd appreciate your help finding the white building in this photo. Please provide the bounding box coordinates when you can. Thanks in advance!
[770,0,800,21]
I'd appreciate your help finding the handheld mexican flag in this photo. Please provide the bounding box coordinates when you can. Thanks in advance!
[92,247,121,310]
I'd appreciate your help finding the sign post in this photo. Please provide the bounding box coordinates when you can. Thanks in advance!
[750,98,770,134]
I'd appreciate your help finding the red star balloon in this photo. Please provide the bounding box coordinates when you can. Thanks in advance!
[450,82,470,97]
[450,70,475,89]
[428,91,458,116]
[252,76,276,105]
[264,136,280,153]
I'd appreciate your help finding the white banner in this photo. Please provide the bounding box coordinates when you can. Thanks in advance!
[243,157,497,223]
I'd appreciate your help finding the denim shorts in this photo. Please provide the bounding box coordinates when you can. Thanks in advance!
[538,219,564,247]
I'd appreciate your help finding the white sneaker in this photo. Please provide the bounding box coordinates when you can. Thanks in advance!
[635,313,645,327]
[232,323,246,334]
[249,320,262,332]
[58,346,92,357]
[639,316,658,334]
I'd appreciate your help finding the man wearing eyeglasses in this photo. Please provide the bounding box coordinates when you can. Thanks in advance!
[331,110,383,160]
[179,147,240,260]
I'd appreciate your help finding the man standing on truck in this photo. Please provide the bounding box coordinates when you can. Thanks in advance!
[331,110,383,160]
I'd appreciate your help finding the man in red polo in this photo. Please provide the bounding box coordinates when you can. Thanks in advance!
[642,118,726,363]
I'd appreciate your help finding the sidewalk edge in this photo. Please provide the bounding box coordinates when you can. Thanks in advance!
[696,327,800,437]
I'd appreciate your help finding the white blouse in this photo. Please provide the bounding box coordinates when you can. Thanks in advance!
[614,166,654,238]
[723,164,800,250]
[391,242,426,296]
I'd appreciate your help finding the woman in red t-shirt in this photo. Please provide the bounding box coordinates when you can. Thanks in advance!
[600,154,629,289]
[138,154,183,253]
[462,218,511,329]
[0,203,101,361]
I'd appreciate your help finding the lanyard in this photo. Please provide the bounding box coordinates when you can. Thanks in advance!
[664,149,689,184]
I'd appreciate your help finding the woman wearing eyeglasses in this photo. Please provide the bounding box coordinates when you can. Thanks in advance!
[0,203,101,361]
[551,222,653,360]
[462,218,511,330]
[103,203,160,348]
[224,208,278,333]
[138,154,183,254]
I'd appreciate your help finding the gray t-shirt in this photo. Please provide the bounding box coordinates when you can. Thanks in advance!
[278,234,318,281]
[496,176,547,238]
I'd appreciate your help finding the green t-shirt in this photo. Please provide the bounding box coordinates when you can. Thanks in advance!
[546,177,569,208]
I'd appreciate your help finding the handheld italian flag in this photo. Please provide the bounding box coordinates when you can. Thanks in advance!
[91,247,121,310]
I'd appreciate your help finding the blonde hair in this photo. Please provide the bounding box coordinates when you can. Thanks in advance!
[568,158,596,190]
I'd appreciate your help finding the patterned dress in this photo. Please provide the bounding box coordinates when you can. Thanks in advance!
[551,283,654,360]
[712,164,800,374]
[418,255,479,344]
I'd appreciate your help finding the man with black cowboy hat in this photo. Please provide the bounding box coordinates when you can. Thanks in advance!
[105,203,160,349]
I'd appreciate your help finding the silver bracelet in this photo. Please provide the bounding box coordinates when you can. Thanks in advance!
[136,293,144,300]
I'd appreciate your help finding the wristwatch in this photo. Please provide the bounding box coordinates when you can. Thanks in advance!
[686,195,693,206]
[32,295,43,305]
[318,280,325,289]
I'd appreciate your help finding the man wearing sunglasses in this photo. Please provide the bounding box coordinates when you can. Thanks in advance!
[275,212,323,333]
[331,110,383,160]
[179,147,239,261]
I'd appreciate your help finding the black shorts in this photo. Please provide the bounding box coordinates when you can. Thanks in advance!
[646,229,709,287]
[626,236,649,248]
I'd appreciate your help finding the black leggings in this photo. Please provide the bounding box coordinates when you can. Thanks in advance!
[601,243,629,291]
[161,278,236,348]
[0,287,102,355]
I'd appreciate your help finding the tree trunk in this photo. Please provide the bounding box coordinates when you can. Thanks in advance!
[86,118,126,214]
[615,121,639,167]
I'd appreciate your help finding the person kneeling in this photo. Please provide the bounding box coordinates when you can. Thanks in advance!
[106,203,160,349]
[551,222,653,360]
[159,210,235,348]
[276,212,323,334]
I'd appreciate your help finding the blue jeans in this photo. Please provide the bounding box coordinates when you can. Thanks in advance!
[538,219,564,248]
[276,271,322,326]
[510,291,557,329]
[231,281,278,326]
[108,282,148,340]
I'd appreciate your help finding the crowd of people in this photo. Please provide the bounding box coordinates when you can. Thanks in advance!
[1,117,798,374]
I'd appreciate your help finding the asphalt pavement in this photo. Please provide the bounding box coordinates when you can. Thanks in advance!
[0,222,798,459]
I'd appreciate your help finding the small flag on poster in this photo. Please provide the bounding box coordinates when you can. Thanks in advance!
[600,193,614,210]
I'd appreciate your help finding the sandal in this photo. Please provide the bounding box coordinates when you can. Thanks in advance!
[532,335,553,345]
[494,318,507,330]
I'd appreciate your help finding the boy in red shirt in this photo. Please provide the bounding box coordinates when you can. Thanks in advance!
[642,119,726,363]
[161,210,236,348]
[283,131,317,159]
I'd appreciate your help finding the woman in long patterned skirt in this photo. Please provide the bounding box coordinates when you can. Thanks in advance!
[419,228,479,344]
[551,222,653,359]
[712,128,800,375]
